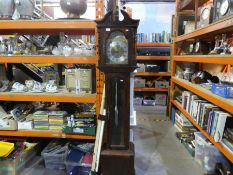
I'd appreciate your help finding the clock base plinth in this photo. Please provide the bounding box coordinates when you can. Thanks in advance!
[100,142,135,175]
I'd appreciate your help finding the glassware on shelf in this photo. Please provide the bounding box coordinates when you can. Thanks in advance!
[183,68,194,82]
[14,0,35,19]
[220,34,229,55]
[209,35,222,55]
[0,0,14,19]
[0,39,6,54]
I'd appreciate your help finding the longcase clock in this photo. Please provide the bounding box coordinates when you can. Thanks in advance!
[96,7,139,175]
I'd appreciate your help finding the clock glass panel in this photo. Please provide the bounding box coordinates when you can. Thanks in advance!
[106,31,128,64]
[109,78,125,147]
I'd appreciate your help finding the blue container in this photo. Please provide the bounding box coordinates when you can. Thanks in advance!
[211,84,230,98]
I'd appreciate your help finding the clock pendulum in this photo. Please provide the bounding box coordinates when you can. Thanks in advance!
[95,0,139,174]
[114,81,118,127]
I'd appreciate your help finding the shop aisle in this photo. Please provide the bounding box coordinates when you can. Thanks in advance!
[133,106,202,175]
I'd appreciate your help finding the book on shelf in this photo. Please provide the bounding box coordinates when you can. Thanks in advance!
[189,94,198,115]
[201,106,218,130]
[137,31,171,43]
[213,111,231,142]
[175,112,196,132]
[207,108,220,134]
[224,128,233,141]
[221,138,233,153]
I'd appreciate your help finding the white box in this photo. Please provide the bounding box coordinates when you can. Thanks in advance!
[155,94,167,105]
[65,69,92,94]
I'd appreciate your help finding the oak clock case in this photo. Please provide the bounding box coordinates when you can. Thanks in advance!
[214,0,233,21]
[96,9,139,175]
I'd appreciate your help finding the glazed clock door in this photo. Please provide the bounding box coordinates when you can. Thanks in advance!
[105,73,130,149]
[106,31,128,64]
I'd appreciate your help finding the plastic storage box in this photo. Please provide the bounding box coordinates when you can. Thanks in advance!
[65,161,91,175]
[194,132,228,174]
[133,97,143,106]
[41,141,68,170]
[211,83,233,98]
[0,143,38,175]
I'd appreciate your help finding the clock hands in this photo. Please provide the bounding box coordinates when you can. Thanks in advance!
[115,81,119,127]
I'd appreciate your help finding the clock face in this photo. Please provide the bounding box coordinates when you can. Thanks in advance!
[201,8,210,20]
[220,0,229,16]
[106,31,128,64]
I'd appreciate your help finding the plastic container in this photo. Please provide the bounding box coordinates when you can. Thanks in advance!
[143,99,155,106]
[0,143,38,175]
[194,132,228,174]
[65,161,91,175]
[133,97,143,106]
[211,83,233,98]
[41,141,68,170]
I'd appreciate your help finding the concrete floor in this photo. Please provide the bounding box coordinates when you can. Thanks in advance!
[20,106,203,175]
[133,106,202,175]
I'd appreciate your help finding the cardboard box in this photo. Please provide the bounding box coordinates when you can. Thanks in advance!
[65,69,92,94]
[136,64,145,72]
[184,21,195,34]
[155,94,167,105]
[0,107,17,130]
[134,78,145,88]
[155,81,169,88]
[17,114,34,130]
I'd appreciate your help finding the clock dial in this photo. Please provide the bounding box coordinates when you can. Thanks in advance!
[106,31,128,64]
[220,0,229,16]
[201,8,210,20]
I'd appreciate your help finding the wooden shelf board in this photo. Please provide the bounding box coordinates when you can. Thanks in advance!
[173,55,233,64]
[0,92,96,103]
[0,130,95,139]
[174,16,233,42]
[0,56,97,64]
[134,72,171,76]
[137,56,170,61]
[171,100,233,163]
[180,0,207,10]
[137,43,170,47]
[134,88,168,92]
[172,77,233,114]
[0,20,96,35]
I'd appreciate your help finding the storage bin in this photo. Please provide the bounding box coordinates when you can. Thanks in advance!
[41,141,68,170]
[133,97,143,106]
[155,94,167,105]
[143,99,155,106]
[211,83,233,98]
[0,143,38,175]
[65,161,91,175]
[134,78,145,88]
[194,132,228,174]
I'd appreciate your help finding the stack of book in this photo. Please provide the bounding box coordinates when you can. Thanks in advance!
[137,31,171,43]
[174,111,196,132]
[33,111,49,130]
[221,128,233,153]
[48,111,67,131]
[181,91,233,143]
